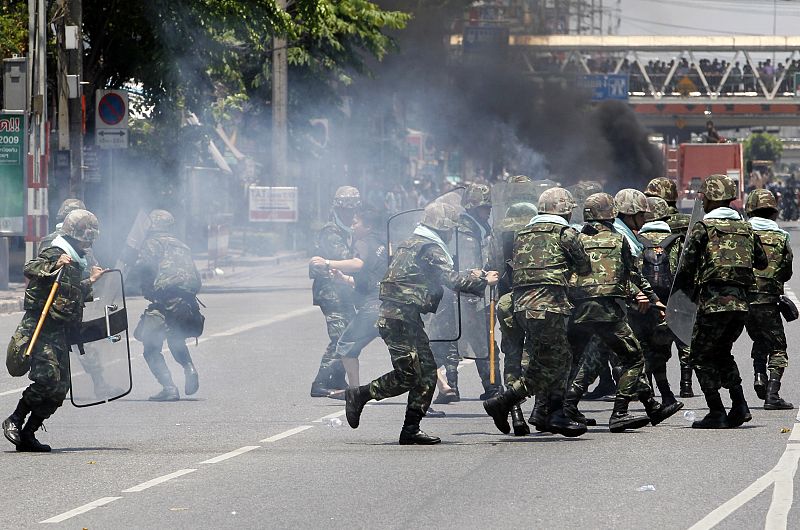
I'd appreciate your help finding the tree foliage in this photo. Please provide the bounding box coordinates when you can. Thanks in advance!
[744,132,783,163]
[0,1,28,58]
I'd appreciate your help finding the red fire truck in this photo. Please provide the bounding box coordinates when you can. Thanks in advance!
[663,143,745,210]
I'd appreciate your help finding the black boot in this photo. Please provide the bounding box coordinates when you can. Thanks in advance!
[146,354,179,401]
[510,403,530,436]
[764,377,794,410]
[426,407,446,418]
[3,399,30,447]
[584,366,616,400]
[344,386,372,429]
[727,385,752,428]
[528,394,550,432]
[329,363,348,392]
[433,388,458,404]
[399,409,440,445]
[546,394,588,438]
[483,388,522,434]
[692,390,728,429]
[753,372,768,401]
[609,396,650,432]
[17,415,51,452]
[679,366,694,398]
[563,386,597,427]
[149,386,179,401]
[184,363,199,396]
[641,394,684,426]
[479,384,502,401]
[654,370,677,407]
[310,380,333,398]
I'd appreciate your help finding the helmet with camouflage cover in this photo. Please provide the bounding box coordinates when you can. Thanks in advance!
[537,187,576,215]
[421,202,458,231]
[699,174,737,201]
[149,209,175,232]
[614,189,650,215]
[62,209,99,244]
[332,186,362,209]
[505,202,538,219]
[508,175,531,183]
[462,183,492,210]
[645,197,670,221]
[644,177,678,202]
[56,198,86,223]
[583,193,617,221]
[745,188,779,214]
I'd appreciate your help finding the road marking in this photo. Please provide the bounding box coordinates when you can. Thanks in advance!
[314,409,347,423]
[40,497,122,524]
[121,469,197,493]
[261,425,313,443]
[199,445,261,465]
[0,386,26,397]
[209,307,317,338]
[785,287,800,306]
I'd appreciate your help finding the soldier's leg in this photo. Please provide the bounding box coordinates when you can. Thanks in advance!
[137,307,179,401]
[166,331,199,396]
[748,305,793,409]
[333,301,381,389]
[399,330,440,445]
[368,317,426,401]
[312,304,353,395]
[676,339,695,398]
[561,322,598,426]
[583,337,616,400]
[745,305,774,401]
[497,293,524,386]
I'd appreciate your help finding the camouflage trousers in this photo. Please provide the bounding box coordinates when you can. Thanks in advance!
[507,312,572,399]
[369,316,436,417]
[628,308,673,375]
[571,335,618,388]
[315,303,355,382]
[137,304,194,387]
[745,303,788,379]
[429,291,460,387]
[690,311,747,392]
[496,293,529,386]
[18,314,71,419]
[568,319,650,400]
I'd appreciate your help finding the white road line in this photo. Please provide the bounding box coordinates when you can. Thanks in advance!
[199,445,261,464]
[209,307,317,338]
[314,409,347,423]
[765,445,800,529]
[121,469,197,493]
[261,425,313,443]
[0,386,26,397]
[688,474,774,530]
[40,497,122,524]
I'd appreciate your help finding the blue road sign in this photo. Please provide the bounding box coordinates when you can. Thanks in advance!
[98,92,126,126]
[580,74,630,101]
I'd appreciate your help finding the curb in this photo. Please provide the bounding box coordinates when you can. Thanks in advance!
[0,298,23,314]
[199,251,307,281]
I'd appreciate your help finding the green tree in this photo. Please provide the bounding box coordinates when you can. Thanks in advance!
[744,132,783,163]
[0,1,27,58]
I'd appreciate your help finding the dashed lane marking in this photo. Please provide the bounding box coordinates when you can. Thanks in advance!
[199,445,261,465]
[121,469,197,493]
[40,497,122,524]
[261,425,313,443]
[0,386,26,397]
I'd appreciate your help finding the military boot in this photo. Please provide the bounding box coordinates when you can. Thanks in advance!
[528,394,550,432]
[147,355,179,401]
[727,385,752,428]
[608,396,650,433]
[184,363,199,396]
[3,399,30,447]
[641,394,683,426]
[692,391,728,429]
[433,388,458,404]
[563,386,597,427]
[546,394,588,438]
[17,415,51,452]
[399,409,440,445]
[654,369,677,407]
[584,366,616,400]
[679,366,695,398]
[483,387,523,434]
[426,407,446,418]
[149,386,179,401]
[510,403,530,436]
[345,386,372,429]
[753,372,768,401]
[764,377,794,410]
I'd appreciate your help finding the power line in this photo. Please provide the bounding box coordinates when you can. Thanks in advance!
[618,15,764,35]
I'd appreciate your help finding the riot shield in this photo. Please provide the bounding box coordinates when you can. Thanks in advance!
[665,199,704,345]
[69,269,132,407]
[454,224,490,359]
[100,210,152,307]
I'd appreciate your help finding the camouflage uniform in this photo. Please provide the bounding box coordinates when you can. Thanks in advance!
[133,210,203,401]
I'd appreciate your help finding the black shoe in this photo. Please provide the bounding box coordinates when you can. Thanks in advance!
[310,381,333,398]
[483,390,518,434]
[17,416,51,453]
[345,387,369,429]
[426,407,446,418]
[433,390,458,405]
[727,385,752,428]
[692,391,729,429]
[679,367,695,398]
[479,386,502,401]
[764,379,794,410]
[149,386,179,402]
[399,426,441,445]
[609,397,650,433]
[528,395,550,432]
[584,381,617,401]
[510,404,530,436]
[2,415,22,447]
[754,373,768,401]
[642,397,684,427]
[546,409,588,438]
[563,387,597,427]
[184,364,199,396]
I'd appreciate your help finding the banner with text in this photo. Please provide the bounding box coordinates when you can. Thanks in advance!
[0,112,26,234]
[249,186,298,223]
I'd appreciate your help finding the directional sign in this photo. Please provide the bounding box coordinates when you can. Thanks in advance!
[580,74,630,101]
[95,90,129,149]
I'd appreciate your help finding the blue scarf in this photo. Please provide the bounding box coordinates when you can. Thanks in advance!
[413,225,454,267]
[749,217,790,240]
[527,214,569,227]
[52,235,87,270]
[703,206,741,221]
[613,218,644,257]
[333,211,353,234]
[639,220,672,234]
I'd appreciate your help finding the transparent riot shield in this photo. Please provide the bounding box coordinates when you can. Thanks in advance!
[386,209,461,342]
[69,269,132,407]
[454,225,490,359]
[100,210,152,307]
[665,199,704,345]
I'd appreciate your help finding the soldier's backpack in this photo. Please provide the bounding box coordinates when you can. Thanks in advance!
[639,233,681,301]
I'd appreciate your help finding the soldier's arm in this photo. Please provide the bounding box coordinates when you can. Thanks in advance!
[673,222,707,290]
[777,238,794,283]
[318,226,351,260]
[560,227,591,276]
[623,239,658,303]
[753,233,768,271]
[23,248,61,279]
[420,245,487,295]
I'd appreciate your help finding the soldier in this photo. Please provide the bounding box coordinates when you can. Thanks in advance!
[344,202,498,444]
[483,188,592,438]
[564,193,682,432]
[744,189,793,409]
[309,186,360,397]
[673,174,768,429]
[3,210,105,452]
[645,177,695,397]
[132,210,203,401]
[39,198,86,251]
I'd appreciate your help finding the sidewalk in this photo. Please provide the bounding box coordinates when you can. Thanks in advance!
[0,250,307,315]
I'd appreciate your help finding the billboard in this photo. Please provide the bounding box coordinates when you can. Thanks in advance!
[580,74,630,101]
[0,112,25,234]
[248,186,298,223]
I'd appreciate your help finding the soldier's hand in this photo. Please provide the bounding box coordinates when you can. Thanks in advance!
[309,256,326,268]
[485,271,499,286]
[654,300,667,318]
[89,266,107,283]
[55,254,73,268]
[635,292,651,314]
[470,268,483,278]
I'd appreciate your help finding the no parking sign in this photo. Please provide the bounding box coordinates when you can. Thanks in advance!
[95,90,129,149]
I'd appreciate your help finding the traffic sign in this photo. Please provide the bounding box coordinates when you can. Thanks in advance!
[580,74,630,101]
[95,89,129,149]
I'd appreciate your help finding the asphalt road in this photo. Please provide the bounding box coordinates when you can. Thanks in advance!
[1,237,800,529]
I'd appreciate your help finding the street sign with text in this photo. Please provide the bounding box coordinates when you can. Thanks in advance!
[580,74,630,101]
[0,112,26,234]
[249,186,298,222]
[95,90,129,149]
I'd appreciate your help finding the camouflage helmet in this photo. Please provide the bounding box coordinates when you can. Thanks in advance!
[538,187,576,215]
[583,193,617,221]
[645,197,670,221]
[505,202,538,219]
[508,175,531,183]
[56,198,86,223]
[421,202,458,231]
[462,183,492,209]
[644,177,678,202]
[149,209,175,232]
[745,188,779,214]
[614,188,650,215]
[62,209,99,244]
[332,186,362,209]
[700,174,737,201]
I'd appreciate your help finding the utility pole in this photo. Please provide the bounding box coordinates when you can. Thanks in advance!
[272,0,288,186]
[68,0,83,199]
